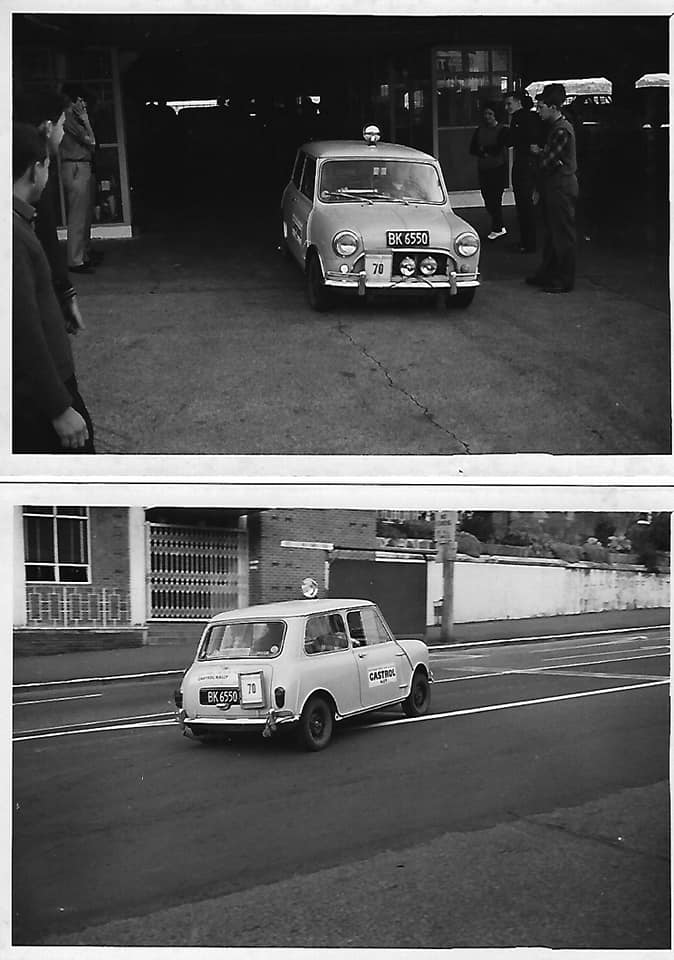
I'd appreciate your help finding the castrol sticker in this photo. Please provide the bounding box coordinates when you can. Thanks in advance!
[368,664,397,687]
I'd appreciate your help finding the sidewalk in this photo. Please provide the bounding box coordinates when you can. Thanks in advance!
[13,608,669,686]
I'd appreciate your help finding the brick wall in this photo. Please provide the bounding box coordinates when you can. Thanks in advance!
[249,509,376,604]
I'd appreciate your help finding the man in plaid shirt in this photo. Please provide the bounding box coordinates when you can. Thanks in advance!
[526,84,579,294]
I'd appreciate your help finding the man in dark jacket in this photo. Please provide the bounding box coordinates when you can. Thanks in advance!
[13,122,95,453]
[502,91,545,253]
[526,84,579,294]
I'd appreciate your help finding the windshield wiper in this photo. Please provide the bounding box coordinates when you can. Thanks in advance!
[321,190,374,205]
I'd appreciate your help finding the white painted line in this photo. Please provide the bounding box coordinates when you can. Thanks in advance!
[433,671,515,684]
[14,712,174,736]
[13,719,176,742]
[360,679,670,732]
[538,652,670,669]
[430,624,669,652]
[13,693,102,706]
[13,669,184,690]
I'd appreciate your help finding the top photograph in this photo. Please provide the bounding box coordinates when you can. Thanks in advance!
[11,12,670,457]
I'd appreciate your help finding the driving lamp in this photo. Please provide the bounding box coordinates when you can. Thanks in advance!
[399,256,416,277]
[419,256,438,276]
[301,577,319,599]
[362,124,381,144]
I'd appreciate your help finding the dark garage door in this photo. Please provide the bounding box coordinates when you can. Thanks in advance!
[328,558,427,637]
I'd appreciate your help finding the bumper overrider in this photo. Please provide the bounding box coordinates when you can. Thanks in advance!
[176,707,299,739]
[324,250,480,295]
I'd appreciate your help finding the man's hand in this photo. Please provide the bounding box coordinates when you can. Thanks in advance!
[63,296,86,335]
[52,407,89,450]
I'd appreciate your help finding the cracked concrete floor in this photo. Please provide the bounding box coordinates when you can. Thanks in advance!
[68,214,670,455]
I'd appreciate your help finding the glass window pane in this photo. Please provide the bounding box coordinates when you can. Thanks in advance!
[24,506,52,514]
[24,516,55,564]
[56,517,86,565]
[361,607,392,646]
[56,506,86,516]
[58,566,88,583]
[25,564,55,582]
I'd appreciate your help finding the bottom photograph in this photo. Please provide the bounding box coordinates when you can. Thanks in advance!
[11,503,671,951]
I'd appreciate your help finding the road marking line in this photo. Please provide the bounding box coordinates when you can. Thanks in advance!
[538,652,669,669]
[13,693,102,706]
[360,679,670,732]
[13,719,176,742]
[430,625,669,651]
[433,671,516,683]
[13,669,184,690]
[521,670,665,682]
[14,712,174,736]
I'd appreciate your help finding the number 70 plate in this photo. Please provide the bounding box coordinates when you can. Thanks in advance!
[365,254,392,282]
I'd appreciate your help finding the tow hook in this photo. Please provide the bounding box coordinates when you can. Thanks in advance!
[358,271,367,296]
[448,271,458,296]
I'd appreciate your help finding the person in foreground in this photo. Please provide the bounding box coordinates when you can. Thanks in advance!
[526,84,579,294]
[12,122,95,453]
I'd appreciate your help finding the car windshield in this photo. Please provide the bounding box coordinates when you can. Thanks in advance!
[199,620,286,659]
[319,159,444,203]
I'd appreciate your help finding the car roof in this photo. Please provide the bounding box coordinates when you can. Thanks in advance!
[301,140,437,162]
[209,599,376,622]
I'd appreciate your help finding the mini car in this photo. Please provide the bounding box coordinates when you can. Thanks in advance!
[174,597,432,751]
[280,124,480,311]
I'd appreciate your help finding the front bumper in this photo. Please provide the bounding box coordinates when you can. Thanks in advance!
[324,255,479,295]
[177,707,299,738]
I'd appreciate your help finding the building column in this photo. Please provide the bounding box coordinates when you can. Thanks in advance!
[128,507,147,625]
[13,507,27,627]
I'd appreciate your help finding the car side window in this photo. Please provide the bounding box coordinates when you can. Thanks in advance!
[292,152,305,189]
[359,607,393,646]
[304,613,348,655]
[300,155,316,200]
[347,610,366,647]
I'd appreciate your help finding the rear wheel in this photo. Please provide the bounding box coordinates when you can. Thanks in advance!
[306,254,333,312]
[297,694,334,751]
[402,669,431,717]
[447,287,476,309]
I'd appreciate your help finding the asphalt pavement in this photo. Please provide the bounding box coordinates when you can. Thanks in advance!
[13,607,669,685]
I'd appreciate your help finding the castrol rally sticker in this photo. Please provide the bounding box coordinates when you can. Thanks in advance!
[368,664,397,687]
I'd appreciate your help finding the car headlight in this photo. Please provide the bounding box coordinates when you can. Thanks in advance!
[419,256,438,276]
[332,230,360,257]
[454,232,480,257]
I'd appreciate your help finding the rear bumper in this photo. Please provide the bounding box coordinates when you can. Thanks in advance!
[177,708,299,737]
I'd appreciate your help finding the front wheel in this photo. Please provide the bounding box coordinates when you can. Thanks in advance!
[402,669,431,717]
[447,287,476,309]
[306,255,333,312]
[297,694,334,751]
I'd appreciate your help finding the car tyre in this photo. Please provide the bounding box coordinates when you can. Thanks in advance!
[402,669,431,717]
[297,694,334,751]
[306,254,333,312]
[447,288,476,309]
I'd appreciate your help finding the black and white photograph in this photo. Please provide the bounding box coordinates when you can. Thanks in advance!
[9,495,671,948]
[10,10,670,457]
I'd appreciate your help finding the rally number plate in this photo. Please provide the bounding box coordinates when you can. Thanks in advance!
[386,230,429,247]
[365,254,393,282]
[200,688,240,706]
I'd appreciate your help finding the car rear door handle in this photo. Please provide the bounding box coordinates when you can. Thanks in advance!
[357,653,366,659]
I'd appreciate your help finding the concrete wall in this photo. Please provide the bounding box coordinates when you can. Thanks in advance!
[427,555,670,625]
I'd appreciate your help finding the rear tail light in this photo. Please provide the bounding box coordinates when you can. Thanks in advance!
[274,687,286,708]
[174,688,183,709]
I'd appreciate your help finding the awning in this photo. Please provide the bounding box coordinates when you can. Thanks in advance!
[525,77,612,98]
[635,73,670,89]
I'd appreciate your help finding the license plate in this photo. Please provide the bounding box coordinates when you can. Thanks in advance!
[200,688,240,706]
[386,230,429,247]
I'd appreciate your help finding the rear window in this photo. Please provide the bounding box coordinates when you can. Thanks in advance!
[199,620,286,659]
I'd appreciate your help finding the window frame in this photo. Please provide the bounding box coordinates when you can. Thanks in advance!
[23,506,91,584]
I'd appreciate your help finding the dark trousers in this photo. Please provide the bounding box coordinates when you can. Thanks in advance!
[537,178,579,289]
[511,162,537,251]
[13,376,96,454]
[478,166,506,230]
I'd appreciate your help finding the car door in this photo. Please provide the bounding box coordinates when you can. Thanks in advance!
[347,606,411,710]
[299,611,361,717]
[283,153,316,267]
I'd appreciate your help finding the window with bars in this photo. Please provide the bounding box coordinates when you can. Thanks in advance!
[23,507,90,583]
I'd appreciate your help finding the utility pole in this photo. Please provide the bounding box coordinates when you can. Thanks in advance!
[435,511,458,642]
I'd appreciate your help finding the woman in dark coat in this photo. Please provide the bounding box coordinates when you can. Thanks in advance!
[470,102,509,240]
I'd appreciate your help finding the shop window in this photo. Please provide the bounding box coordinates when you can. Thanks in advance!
[435,47,511,128]
[23,506,90,583]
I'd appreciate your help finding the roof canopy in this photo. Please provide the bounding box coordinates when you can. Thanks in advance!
[525,77,612,97]
[635,73,670,89]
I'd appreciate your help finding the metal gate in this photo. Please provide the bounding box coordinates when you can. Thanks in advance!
[146,523,248,620]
